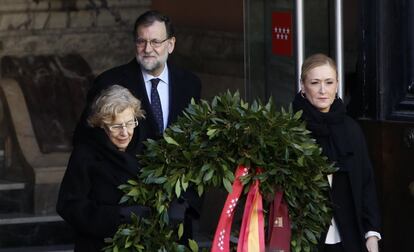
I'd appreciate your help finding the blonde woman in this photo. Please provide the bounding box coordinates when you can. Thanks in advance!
[293,54,381,252]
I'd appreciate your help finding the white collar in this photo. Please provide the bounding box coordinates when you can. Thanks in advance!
[141,64,169,85]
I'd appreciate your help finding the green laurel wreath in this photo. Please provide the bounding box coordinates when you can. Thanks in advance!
[104,91,335,252]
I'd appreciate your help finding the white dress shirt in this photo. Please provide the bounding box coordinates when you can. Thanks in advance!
[142,65,170,131]
[325,174,342,244]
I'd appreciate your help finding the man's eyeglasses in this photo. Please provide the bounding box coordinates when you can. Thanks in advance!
[135,37,170,48]
[106,119,139,133]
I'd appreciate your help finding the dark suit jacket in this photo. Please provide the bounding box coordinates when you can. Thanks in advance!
[74,58,202,154]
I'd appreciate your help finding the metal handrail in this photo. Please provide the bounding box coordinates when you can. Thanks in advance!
[335,0,344,99]
[295,0,344,99]
[295,0,304,91]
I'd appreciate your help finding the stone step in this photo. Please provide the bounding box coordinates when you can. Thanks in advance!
[0,214,74,248]
[0,180,29,214]
[0,214,62,225]
[0,180,25,191]
[0,244,73,252]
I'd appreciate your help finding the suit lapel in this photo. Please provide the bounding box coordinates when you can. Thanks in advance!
[122,59,149,103]
[122,60,184,137]
[127,60,179,129]
[168,63,180,126]
[122,59,159,142]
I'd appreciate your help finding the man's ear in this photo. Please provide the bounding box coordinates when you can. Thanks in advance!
[168,36,176,54]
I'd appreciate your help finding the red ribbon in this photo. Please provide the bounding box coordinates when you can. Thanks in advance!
[211,165,248,252]
[237,178,265,252]
[211,165,291,252]
[268,191,291,251]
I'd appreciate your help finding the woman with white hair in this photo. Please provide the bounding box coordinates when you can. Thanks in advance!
[57,85,149,252]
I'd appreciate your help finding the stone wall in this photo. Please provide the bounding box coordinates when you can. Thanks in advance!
[0,0,245,99]
[0,0,150,75]
[0,0,151,217]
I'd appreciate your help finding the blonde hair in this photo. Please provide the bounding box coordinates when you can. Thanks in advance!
[300,53,338,82]
[87,85,145,127]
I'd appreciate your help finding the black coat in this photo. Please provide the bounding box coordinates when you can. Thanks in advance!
[293,94,381,252]
[57,129,141,251]
[73,59,202,154]
[329,115,381,251]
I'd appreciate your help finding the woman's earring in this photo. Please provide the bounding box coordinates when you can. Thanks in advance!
[300,91,306,98]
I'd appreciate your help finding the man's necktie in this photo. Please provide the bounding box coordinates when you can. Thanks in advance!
[150,78,164,134]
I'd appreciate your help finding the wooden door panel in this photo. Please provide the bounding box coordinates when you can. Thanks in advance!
[360,120,414,252]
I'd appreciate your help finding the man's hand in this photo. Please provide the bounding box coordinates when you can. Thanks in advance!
[366,236,379,252]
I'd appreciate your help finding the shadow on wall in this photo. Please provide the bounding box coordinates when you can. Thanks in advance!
[1,54,93,153]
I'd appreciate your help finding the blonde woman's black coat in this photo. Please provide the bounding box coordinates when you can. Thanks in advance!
[293,94,381,252]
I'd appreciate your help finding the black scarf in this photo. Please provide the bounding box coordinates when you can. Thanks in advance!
[85,127,141,181]
[292,93,352,166]
[293,94,365,250]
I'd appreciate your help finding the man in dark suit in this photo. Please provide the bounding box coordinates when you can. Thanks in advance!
[74,10,201,153]
[72,10,202,242]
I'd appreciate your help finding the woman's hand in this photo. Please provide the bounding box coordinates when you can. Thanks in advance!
[366,236,379,252]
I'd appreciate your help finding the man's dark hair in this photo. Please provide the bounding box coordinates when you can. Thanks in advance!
[133,10,175,39]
